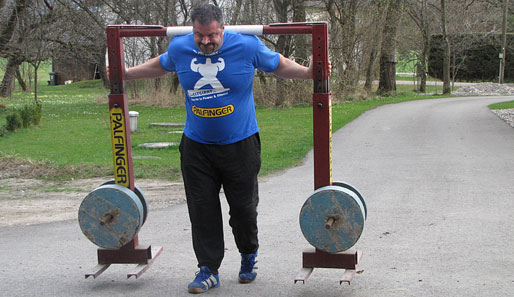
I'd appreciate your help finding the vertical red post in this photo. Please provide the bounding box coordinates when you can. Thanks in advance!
[106,26,135,191]
[311,23,332,190]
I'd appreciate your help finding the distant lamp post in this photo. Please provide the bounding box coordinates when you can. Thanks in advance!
[499,52,504,84]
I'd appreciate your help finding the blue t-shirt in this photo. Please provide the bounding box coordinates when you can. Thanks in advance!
[160,30,280,144]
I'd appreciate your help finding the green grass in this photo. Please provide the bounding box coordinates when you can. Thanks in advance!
[489,100,514,109]
[1,77,450,181]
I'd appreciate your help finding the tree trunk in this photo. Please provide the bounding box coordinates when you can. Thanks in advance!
[378,0,405,95]
[500,0,508,83]
[419,44,427,93]
[292,0,308,62]
[407,0,430,93]
[364,47,379,91]
[231,0,243,23]
[273,0,292,107]
[364,1,387,91]
[0,56,22,97]
[441,0,451,94]
[15,66,28,91]
[324,0,359,97]
[33,64,39,102]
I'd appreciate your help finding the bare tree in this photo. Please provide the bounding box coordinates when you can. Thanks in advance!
[325,0,361,96]
[378,0,405,95]
[364,0,388,91]
[22,0,56,101]
[439,0,451,94]
[0,0,32,56]
[406,0,436,93]
[0,0,33,97]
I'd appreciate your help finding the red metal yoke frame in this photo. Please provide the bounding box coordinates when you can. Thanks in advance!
[100,22,360,282]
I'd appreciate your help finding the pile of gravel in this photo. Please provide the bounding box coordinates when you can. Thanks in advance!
[453,82,514,96]
[491,109,514,128]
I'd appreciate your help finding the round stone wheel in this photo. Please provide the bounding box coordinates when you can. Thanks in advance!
[78,184,145,249]
[299,185,366,253]
[332,181,367,219]
[101,180,148,225]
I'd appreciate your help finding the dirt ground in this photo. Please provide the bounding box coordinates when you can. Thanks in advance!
[0,176,186,227]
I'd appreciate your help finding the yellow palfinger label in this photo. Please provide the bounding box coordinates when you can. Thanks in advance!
[192,104,234,118]
[110,107,129,187]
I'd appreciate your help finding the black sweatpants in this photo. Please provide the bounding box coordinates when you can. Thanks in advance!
[179,133,261,274]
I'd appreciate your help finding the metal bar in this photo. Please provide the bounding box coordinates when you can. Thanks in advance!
[302,248,359,270]
[109,22,320,38]
[294,267,314,284]
[340,269,356,285]
[312,23,330,93]
[106,27,126,94]
[85,264,111,279]
[262,25,312,35]
[311,23,331,190]
[127,246,164,279]
[107,26,135,191]
[97,239,151,265]
[312,93,332,190]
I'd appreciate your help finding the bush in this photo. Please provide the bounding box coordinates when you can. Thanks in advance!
[32,102,42,125]
[6,112,22,132]
[20,105,34,128]
[428,33,514,81]
[1,102,42,135]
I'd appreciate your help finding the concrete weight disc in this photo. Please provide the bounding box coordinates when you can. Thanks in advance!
[101,180,148,225]
[78,184,144,249]
[299,186,366,253]
[332,181,367,219]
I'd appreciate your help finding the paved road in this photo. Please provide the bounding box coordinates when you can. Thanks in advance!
[2,96,514,296]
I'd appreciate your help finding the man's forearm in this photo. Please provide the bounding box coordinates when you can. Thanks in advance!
[272,54,313,80]
[125,55,170,80]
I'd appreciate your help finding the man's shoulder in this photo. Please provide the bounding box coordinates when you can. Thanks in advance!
[224,30,259,43]
[169,33,193,46]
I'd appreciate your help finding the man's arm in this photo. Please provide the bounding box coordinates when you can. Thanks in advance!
[126,55,169,80]
[272,54,313,80]
[107,55,169,81]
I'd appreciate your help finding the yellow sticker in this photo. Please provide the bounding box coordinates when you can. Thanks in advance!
[110,107,129,187]
[192,104,234,118]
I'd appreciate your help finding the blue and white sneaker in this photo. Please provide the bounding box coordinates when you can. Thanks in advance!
[188,266,219,294]
[238,252,258,283]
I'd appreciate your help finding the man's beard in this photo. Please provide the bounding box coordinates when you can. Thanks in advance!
[199,43,216,55]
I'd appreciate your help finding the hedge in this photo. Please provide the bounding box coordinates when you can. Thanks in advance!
[428,33,514,82]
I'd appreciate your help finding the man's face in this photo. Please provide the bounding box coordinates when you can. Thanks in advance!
[193,20,224,55]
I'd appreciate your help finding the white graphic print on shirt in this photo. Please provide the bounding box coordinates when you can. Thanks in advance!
[188,57,230,100]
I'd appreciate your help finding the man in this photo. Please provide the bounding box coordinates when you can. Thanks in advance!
[122,3,314,294]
